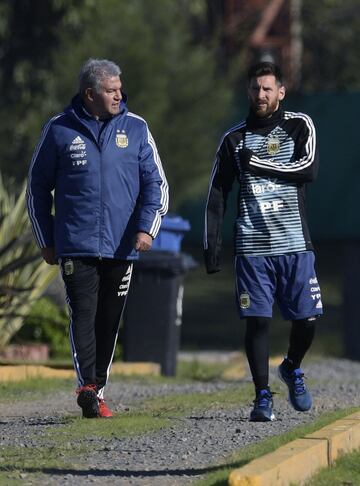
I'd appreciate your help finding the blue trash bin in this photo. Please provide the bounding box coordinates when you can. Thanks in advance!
[123,214,196,376]
[151,214,191,252]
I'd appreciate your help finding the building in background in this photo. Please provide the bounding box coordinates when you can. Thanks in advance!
[208,0,303,90]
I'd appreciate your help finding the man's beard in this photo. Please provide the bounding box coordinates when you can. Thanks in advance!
[251,99,279,118]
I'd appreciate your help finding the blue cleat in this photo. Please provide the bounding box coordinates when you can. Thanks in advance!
[250,389,275,422]
[278,360,312,412]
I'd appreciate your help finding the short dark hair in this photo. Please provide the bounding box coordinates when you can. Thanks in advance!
[247,62,283,86]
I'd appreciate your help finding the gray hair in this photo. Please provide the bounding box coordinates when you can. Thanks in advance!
[78,58,122,95]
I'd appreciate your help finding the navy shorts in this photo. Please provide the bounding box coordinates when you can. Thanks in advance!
[235,251,323,320]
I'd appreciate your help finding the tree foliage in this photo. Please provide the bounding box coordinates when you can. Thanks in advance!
[302,0,360,91]
[0,0,96,180]
[0,0,234,208]
[60,0,235,207]
[0,0,358,206]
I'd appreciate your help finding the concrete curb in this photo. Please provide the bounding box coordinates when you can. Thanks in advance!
[228,411,360,486]
[0,362,160,382]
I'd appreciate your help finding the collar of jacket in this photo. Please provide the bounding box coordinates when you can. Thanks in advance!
[246,106,284,129]
[67,93,129,121]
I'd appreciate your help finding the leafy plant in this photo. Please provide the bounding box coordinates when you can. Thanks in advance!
[15,297,69,358]
[0,173,58,347]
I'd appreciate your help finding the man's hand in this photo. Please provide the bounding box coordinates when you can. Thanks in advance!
[204,249,221,274]
[41,247,57,265]
[134,232,153,252]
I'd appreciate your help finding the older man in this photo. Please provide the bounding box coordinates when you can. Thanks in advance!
[27,58,168,418]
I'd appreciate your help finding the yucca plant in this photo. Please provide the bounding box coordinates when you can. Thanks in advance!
[0,173,58,347]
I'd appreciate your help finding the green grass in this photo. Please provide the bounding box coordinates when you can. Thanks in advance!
[0,443,89,479]
[46,384,254,442]
[0,382,253,484]
[51,412,171,440]
[193,407,360,486]
[142,383,254,416]
[0,412,170,484]
[176,360,230,381]
[112,359,231,383]
[0,378,75,402]
[0,359,237,405]
[0,372,358,485]
[303,448,360,485]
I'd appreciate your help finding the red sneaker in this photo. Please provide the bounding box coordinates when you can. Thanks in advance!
[98,398,113,418]
[76,384,99,418]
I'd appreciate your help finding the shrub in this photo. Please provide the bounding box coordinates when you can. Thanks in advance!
[0,174,57,346]
[15,297,70,358]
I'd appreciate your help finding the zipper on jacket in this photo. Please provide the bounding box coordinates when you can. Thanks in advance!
[69,105,111,260]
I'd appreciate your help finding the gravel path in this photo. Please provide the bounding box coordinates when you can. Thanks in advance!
[1,357,360,485]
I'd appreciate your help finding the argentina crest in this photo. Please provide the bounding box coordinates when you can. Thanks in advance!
[116,130,128,148]
[267,136,280,156]
[239,292,250,309]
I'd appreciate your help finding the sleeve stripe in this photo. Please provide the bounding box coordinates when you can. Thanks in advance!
[147,129,169,237]
[26,113,63,248]
[249,155,314,172]
[249,112,316,173]
[126,112,169,238]
[203,157,219,249]
[204,121,246,249]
